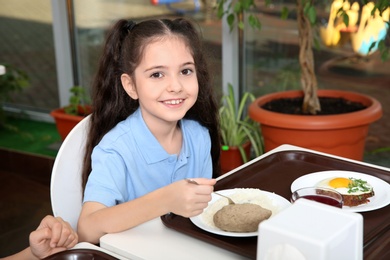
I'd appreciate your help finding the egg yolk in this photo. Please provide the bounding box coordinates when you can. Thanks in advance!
[329,177,353,188]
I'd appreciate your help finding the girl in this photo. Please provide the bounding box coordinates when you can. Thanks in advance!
[78,18,221,243]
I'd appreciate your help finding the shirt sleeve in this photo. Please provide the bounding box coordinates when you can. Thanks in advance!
[83,146,129,207]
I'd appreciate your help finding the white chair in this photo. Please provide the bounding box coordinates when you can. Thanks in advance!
[50,116,125,258]
[50,115,90,231]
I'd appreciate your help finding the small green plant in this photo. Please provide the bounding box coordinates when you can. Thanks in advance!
[64,86,91,116]
[219,83,264,162]
[0,63,30,128]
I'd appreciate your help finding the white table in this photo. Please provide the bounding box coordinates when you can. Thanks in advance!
[99,144,390,260]
[100,217,247,260]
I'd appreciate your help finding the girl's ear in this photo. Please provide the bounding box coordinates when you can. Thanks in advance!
[121,73,138,100]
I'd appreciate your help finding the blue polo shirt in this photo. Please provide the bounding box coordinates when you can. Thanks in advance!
[83,108,212,207]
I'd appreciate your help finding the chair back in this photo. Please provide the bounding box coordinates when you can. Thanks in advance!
[50,115,90,230]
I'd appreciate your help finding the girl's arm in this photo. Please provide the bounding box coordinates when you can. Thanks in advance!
[78,178,216,244]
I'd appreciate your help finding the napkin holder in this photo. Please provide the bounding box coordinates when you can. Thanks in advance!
[257,199,363,260]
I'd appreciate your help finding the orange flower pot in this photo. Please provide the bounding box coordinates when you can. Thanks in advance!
[248,90,382,161]
[50,106,91,141]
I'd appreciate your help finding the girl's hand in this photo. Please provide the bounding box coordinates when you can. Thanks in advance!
[29,215,78,259]
[167,178,216,217]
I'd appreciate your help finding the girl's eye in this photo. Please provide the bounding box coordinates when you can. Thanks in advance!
[150,72,163,78]
[181,68,193,76]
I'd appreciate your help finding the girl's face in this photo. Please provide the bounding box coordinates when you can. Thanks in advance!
[122,36,198,128]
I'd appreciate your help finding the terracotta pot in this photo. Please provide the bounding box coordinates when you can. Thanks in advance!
[50,106,91,141]
[220,142,251,174]
[248,90,382,161]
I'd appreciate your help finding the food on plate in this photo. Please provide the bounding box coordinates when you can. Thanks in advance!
[316,177,374,207]
[199,188,289,234]
[213,203,272,232]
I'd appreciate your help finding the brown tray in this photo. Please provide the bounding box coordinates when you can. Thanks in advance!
[161,150,390,259]
[43,249,119,259]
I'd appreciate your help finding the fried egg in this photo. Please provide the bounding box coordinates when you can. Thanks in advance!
[316,177,373,195]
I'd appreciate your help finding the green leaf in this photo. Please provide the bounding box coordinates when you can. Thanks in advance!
[248,14,261,30]
[281,7,289,20]
[342,12,349,27]
[370,146,390,154]
[241,0,254,10]
[227,13,235,29]
[307,5,316,24]
[313,37,321,50]
[368,41,376,53]
[233,1,242,13]
[217,0,226,18]
[378,40,390,61]
[238,21,245,30]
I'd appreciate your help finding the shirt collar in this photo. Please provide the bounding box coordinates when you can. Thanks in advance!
[130,108,190,164]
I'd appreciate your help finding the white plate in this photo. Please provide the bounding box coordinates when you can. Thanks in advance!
[190,188,291,237]
[291,170,390,212]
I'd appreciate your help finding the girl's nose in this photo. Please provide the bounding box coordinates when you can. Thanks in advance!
[167,76,183,93]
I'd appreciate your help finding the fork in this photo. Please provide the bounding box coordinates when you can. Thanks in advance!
[185,179,235,205]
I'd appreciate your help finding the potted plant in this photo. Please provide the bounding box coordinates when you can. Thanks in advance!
[0,63,30,129]
[217,0,386,160]
[50,85,92,141]
[219,83,264,173]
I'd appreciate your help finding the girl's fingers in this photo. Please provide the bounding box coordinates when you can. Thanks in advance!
[191,178,216,186]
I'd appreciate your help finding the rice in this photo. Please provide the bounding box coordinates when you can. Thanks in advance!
[201,188,287,229]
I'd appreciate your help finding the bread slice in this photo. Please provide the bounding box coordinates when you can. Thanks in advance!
[342,190,375,207]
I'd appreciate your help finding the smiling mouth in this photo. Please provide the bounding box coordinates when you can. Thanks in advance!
[163,99,184,105]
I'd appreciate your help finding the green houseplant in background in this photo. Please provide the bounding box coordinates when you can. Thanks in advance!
[0,63,30,128]
[217,0,389,114]
[217,0,386,161]
[63,85,91,116]
[219,83,264,173]
[0,64,61,157]
[50,85,92,141]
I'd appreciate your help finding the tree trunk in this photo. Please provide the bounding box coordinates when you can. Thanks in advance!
[297,0,320,114]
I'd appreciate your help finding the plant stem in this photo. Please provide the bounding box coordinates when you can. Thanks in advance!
[297,0,320,114]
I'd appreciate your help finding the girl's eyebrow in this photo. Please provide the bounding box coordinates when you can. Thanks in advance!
[143,61,195,73]
[183,61,195,66]
[144,65,165,73]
